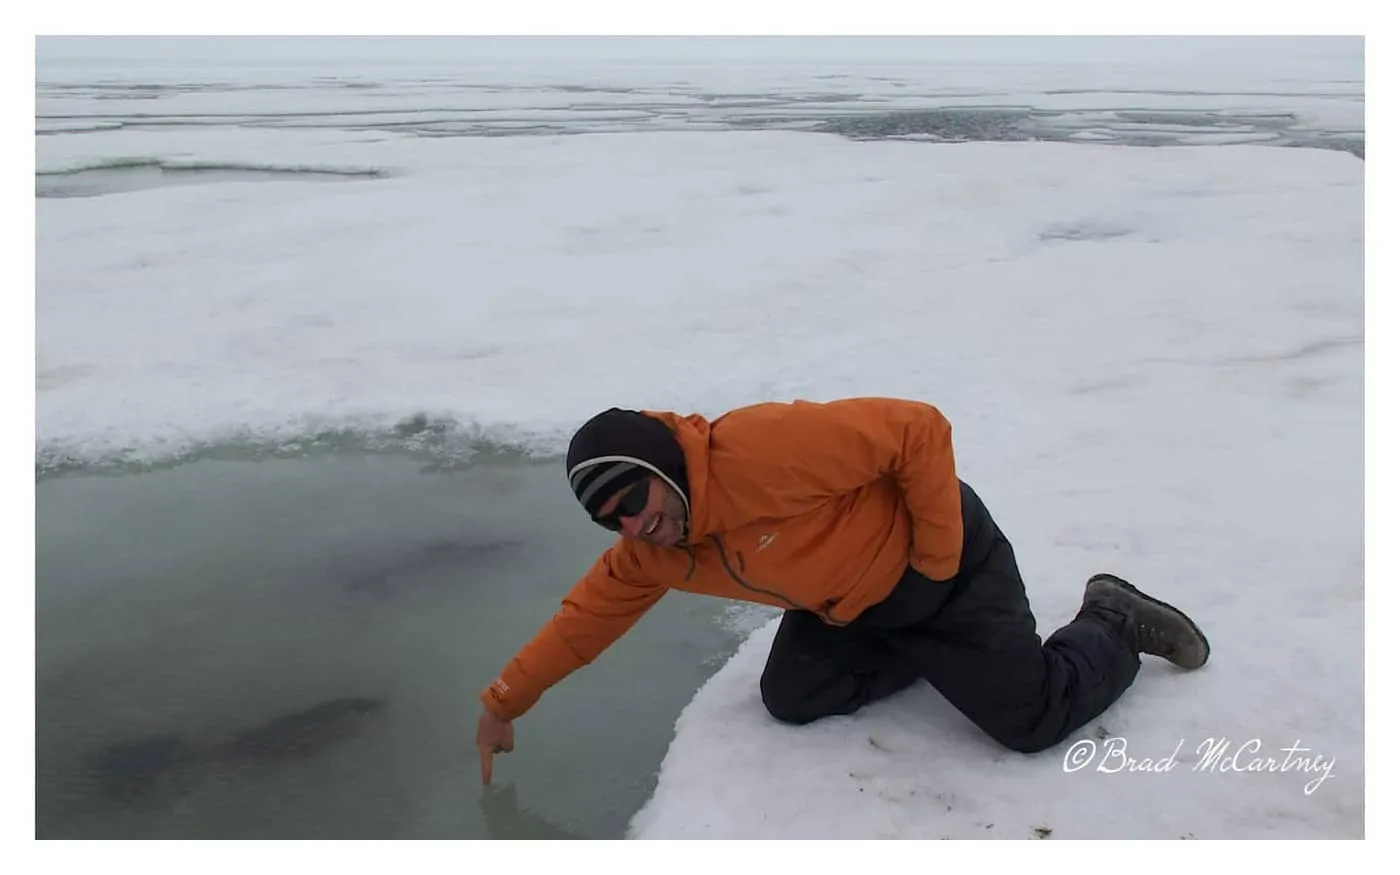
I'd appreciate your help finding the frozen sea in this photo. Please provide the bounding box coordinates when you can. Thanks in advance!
[34,36,1364,840]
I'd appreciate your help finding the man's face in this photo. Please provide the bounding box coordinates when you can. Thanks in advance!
[593,476,688,547]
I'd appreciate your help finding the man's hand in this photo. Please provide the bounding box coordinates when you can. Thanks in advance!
[476,706,515,785]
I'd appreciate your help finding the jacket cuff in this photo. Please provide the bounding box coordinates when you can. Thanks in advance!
[479,667,541,721]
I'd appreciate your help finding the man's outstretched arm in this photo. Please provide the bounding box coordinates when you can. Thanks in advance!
[476,544,667,783]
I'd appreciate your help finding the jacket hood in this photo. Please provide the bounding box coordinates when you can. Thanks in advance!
[640,410,717,545]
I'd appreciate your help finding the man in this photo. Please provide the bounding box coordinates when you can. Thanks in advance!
[475,397,1209,783]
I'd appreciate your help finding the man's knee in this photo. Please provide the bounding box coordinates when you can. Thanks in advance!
[990,729,1062,755]
[974,712,1071,754]
[760,661,920,726]
[759,669,826,725]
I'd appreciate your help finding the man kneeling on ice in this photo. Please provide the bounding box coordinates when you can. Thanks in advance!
[475,397,1209,783]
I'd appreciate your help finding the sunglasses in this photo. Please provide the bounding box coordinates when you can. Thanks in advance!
[593,479,651,532]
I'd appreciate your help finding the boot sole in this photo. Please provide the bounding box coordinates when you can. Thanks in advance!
[1087,573,1211,669]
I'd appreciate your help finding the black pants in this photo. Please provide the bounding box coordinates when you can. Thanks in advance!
[759,481,1141,754]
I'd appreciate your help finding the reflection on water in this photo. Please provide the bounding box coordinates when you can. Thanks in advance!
[480,784,585,840]
[36,453,756,838]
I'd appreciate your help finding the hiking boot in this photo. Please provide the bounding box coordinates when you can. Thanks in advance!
[1082,573,1210,669]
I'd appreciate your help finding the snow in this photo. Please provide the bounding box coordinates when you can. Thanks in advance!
[36,132,1362,475]
[36,39,1366,839]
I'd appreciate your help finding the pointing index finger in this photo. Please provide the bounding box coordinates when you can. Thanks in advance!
[479,745,493,785]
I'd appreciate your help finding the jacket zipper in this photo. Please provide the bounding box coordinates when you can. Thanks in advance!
[709,534,837,623]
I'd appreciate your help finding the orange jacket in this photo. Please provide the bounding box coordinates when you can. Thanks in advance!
[480,397,965,721]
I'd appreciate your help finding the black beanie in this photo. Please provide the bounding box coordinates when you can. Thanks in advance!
[566,408,690,519]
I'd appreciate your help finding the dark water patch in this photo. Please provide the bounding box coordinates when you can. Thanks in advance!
[1113,109,1298,128]
[723,114,832,130]
[309,78,385,90]
[219,698,387,761]
[36,122,125,135]
[816,108,1038,142]
[91,91,162,101]
[37,158,388,198]
[797,93,873,104]
[86,697,386,801]
[1283,136,1364,159]
[387,122,576,137]
[335,537,523,597]
[1039,221,1135,243]
[88,734,200,801]
[545,84,644,95]
[38,82,210,99]
[34,84,1364,158]
[1044,88,1364,99]
[810,106,1363,158]
[39,106,582,121]
[38,81,362,97]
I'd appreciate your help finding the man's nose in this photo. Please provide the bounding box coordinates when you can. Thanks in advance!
[618,513,646,537]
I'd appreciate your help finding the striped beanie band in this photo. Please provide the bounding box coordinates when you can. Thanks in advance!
[565,408,690,520]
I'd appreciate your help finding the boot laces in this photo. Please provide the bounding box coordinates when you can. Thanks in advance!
[1137,619,1176,658]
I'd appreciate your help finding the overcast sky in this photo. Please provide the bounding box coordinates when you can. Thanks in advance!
[35,35,1363,67]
